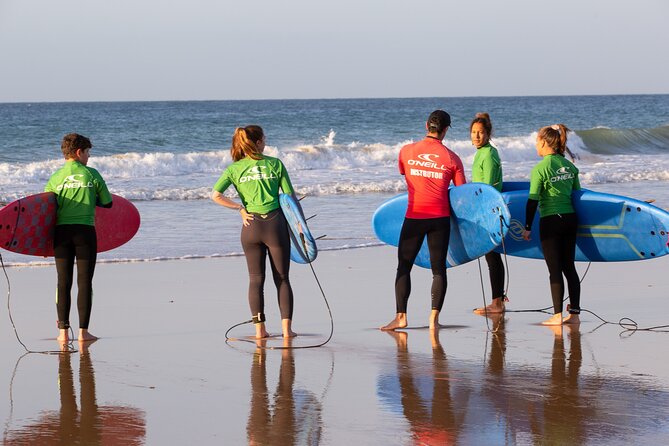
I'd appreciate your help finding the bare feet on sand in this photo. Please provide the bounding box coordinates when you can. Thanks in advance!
[474,297,506,315]
[380,313,408,331]
[57,329,70,342]
[255,322,270,339]
[78,329,98,342]
[428,309,442,330]
[542,312,581,326]
[282,319,297,338]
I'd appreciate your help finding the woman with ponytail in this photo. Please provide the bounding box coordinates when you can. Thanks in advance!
[212,125,298,338]
[522,124,581,325]
[469,113,507,315]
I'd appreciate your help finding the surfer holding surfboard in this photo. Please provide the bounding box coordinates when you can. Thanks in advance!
[469,113,508,315]
[522,124,581,326]
[211,125,299,339]
[380,110,466,331]
[45,133,113,343]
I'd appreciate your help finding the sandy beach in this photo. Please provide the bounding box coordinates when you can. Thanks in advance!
[1,246,669,444]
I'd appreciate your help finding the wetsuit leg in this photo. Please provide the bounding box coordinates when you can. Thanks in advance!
[425,217,450,312]
[484,251,505,299]
[395,218,427,313]
[241,220,268,318]
[264,212,293,320]
[54,226,75,329]
[560,213,580,313]
[540,215,566,313]
[73,226,97,329]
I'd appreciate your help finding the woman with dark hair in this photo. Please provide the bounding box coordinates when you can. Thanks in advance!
[522,124,581,325]
[470,113,507,315]
[212,125,298,338]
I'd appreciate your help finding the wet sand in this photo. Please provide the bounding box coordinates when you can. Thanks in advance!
[1,247,669,444]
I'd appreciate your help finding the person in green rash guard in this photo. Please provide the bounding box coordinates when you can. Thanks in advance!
[469,113,508,315]
[211,125,300,339]
[45,133,113,343]
[522,124,581,326]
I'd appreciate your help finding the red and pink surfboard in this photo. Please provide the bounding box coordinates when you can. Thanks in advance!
[0,193,140,256]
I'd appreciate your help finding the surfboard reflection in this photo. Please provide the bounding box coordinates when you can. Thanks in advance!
[247,340,323,446]
[3,344,146,445]
[377,320,669,444]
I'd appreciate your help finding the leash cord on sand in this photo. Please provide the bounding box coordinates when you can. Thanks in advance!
[1,253,75,355]
[225,236,333,350]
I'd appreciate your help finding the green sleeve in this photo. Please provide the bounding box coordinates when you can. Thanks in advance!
[479,156,496,186]
[91,168,112,205]
[213,168,233,193]
[528,165,543,201]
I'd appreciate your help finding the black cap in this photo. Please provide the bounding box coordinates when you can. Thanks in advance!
[427,110,451,133]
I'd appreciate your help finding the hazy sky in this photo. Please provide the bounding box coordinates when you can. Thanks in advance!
[1,0,667,102]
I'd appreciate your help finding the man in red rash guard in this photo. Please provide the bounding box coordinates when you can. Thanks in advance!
[381,110,466,331]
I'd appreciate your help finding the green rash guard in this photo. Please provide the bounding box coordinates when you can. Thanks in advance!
[45,160,113,226]
[528,154,581,217]
[213,155,294,214]
[472,143,503,191]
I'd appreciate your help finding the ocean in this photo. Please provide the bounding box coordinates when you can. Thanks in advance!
[1,95,668,265]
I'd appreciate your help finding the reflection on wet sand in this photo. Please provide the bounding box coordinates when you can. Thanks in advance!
[247,339,323,446]
[378,318,669,444]
[3,344,145,445]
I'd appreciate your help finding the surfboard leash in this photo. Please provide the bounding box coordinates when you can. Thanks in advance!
[0,252,76,355]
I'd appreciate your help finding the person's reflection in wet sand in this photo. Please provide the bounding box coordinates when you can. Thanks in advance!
[530,324,591,445]
[247,339,322,446]
[3,343,146,445]
[385,330,469,445]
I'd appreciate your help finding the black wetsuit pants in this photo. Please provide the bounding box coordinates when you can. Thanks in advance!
[54,225,97,330]
[395,217,450,313]
[484,251,505,300]
[241,209,294,320]
[539,213,580,314]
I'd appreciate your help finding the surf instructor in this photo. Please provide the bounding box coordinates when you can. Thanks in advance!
[212,125,298,339]
[45,133,113,343]
[381,110,466,331]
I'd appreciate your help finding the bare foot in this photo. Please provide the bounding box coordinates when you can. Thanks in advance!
[563,313,580,325]
[380,313,407,331]
[541,313,564,326]
[255,322,270,339]
[474,297,506,315]
[282,319,297,338]
[428,309,441,330]
[57,329,70,342]
[78,329,98,342]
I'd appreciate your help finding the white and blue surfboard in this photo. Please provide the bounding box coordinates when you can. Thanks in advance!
[280,193,318,264]
[372,183,510,269]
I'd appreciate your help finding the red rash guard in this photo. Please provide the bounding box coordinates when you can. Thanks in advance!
[398,137,466,219]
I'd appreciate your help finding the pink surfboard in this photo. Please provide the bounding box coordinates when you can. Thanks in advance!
[0,193,140,256]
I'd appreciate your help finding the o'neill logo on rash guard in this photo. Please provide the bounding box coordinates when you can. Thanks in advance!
[56,174,93,191]
[240,165,277,183]
[550,166,575,183]
[407,153,447,179]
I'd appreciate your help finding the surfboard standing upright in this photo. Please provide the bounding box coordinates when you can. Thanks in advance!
[0,193,140,257]
[279,193,318,264]
[372,183,511,269]
[497,186,669,261]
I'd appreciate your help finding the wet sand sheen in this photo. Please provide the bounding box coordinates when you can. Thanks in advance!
[1,247,669,444]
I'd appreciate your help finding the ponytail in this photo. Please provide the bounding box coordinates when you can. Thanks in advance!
[538,123,571,155]
[231,125,265,162]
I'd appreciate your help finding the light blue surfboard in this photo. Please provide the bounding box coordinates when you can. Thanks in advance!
[372,183,510,269]
[496,188,669,261]
[280,193,318,264]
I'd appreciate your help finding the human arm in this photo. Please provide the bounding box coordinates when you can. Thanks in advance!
[211,190,253,226]
[523,198,539,240]
[452,155,467,186]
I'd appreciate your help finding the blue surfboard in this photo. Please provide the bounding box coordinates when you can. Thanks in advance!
[372,183,511,269]
[497,188,669,261]
[280,193,318,264]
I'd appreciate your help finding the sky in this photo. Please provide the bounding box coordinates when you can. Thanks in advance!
[0,0,667,102]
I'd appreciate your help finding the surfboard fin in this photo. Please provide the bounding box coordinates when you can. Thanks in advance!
[315,234,327,240]
[306,214,317,221]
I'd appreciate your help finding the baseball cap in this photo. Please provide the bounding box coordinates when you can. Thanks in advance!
[427,110,451,133]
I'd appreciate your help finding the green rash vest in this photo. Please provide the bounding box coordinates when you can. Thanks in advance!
[528,154,581,217]
[472,143,503,191]
[213,155,294,214]
[45,160,113,226]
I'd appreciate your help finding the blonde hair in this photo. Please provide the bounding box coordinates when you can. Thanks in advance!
[231,125,264,162]
[538,123,570,156]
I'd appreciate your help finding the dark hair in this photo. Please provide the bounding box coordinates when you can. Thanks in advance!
[231,125,264,162]
[427,110,451,134]
[469,112,493,137]
[538,124,570,156]
[61,133,92,159]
